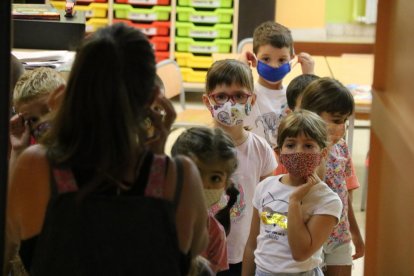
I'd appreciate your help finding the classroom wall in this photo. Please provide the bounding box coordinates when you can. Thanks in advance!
[325,0,366,23]
[275,0,326,28]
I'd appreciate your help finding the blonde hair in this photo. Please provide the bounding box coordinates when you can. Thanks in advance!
[277,110,328,149]
[13,67,65,106]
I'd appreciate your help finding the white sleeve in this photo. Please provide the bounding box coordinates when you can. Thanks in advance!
[313,191,343,224]
[260,142,277,177]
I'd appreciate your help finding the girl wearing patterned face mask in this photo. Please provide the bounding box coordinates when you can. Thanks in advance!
[243,110,343,276]
[171,127,239,274]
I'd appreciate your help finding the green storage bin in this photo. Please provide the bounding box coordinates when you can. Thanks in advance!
[175,37,232,53]
[178,0,233,8]
[175,52,213,68]
[113,4,171,21]
[176,22,232,38]
[176,7,233,23]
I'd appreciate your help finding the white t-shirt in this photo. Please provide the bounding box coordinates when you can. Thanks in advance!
[244,82,289,149]
[253,175,342,273]
[226,132,277,264]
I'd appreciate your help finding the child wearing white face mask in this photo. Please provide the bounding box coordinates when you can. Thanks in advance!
[300,78,365,276]
[202,59,277,276]
[242,110,342,276]
[171,127,239,274]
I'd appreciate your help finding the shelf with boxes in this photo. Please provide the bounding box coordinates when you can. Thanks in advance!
[174,0,235,83]
[113,0,172,63]
[49,0,239,80]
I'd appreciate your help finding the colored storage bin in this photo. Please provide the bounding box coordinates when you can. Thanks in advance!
[77,0,107,3]
[178,0,232,8]
[176,7,233,23]
[150,36,170,51]
[86,18,108,33]
[175,37,232,53]
[113,20,170,36]
[180,67,207,83]
[51,1,108,18]
[155,51,170,63]
[175,52,213,69]
[176,22,232,39]
[113,4,171,21]
[115,0,170,5]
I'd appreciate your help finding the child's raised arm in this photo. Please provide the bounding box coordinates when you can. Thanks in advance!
[242,208,261,276]
[287,174,338,261]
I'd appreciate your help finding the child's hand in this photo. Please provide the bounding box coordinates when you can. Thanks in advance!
[9,114,30,152]
[239,50,258,68]
[297,52,315,75]
[145,93,176,154]
[290,173,321,202]
[352,231,365,260]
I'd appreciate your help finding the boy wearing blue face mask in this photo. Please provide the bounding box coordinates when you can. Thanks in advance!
[242,21,315,149]
[203,59,277,276]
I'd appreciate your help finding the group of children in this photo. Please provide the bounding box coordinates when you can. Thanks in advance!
[170,20,364,276]
[8,20,364,276]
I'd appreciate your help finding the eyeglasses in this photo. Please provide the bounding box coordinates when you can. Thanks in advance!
[209,92,252,105]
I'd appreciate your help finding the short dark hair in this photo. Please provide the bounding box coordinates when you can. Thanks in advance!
[277,110,328,150]
[300,77,355,116]
[171,127,237,177]
[253,21,294,55]
[286,74,320,110]
[205,59,254,94]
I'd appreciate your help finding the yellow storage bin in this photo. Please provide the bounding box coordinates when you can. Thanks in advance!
[175,52,213,69]
[176,7,233,23]
[113,4,171,21]
[86,18,108,33]
[51,2,108,18]
[180,67,207,83]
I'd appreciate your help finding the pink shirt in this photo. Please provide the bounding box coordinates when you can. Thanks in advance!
[202,215,228,273]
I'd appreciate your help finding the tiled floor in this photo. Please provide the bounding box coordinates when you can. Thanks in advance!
[167,94,370,276]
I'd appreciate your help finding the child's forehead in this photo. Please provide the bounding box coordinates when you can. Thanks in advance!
[209,83,252,94]
[257,44,291,57]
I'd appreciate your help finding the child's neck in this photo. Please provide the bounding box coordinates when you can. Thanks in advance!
[258,77,283,90]
[281,174,307,187]
[215,122,249,146]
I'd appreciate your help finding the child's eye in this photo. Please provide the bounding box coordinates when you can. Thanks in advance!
[305,144,315,149]
[279,59,287,64]
[285,143,294,149]
[210,175,223,183]
[261,57,270,63]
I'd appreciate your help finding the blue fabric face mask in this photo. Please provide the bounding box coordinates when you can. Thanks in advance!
[257,61,291,83]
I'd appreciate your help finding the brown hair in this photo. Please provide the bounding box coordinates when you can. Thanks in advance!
[286,74,320,110]
[253,21,294,55]
[277,110,328,149]
[205,59,254,94]
[300,77,355,116]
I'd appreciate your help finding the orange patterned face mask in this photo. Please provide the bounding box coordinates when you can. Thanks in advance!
[280,152,321,178]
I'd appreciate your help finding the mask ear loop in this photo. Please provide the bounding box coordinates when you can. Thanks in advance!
[289,46,299,69]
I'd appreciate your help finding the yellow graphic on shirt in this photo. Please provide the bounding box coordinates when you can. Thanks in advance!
[260,211,288,229]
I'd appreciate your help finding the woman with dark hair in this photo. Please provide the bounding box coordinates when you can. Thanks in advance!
[5,23,208,275]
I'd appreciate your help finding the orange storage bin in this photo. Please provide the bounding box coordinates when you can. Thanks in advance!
[113,20,170,36]
[150,36,170,51]
[155,51,170,63]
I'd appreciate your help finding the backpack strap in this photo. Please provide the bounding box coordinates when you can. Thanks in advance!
[51,168,79,194]
[172,157,184,209]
